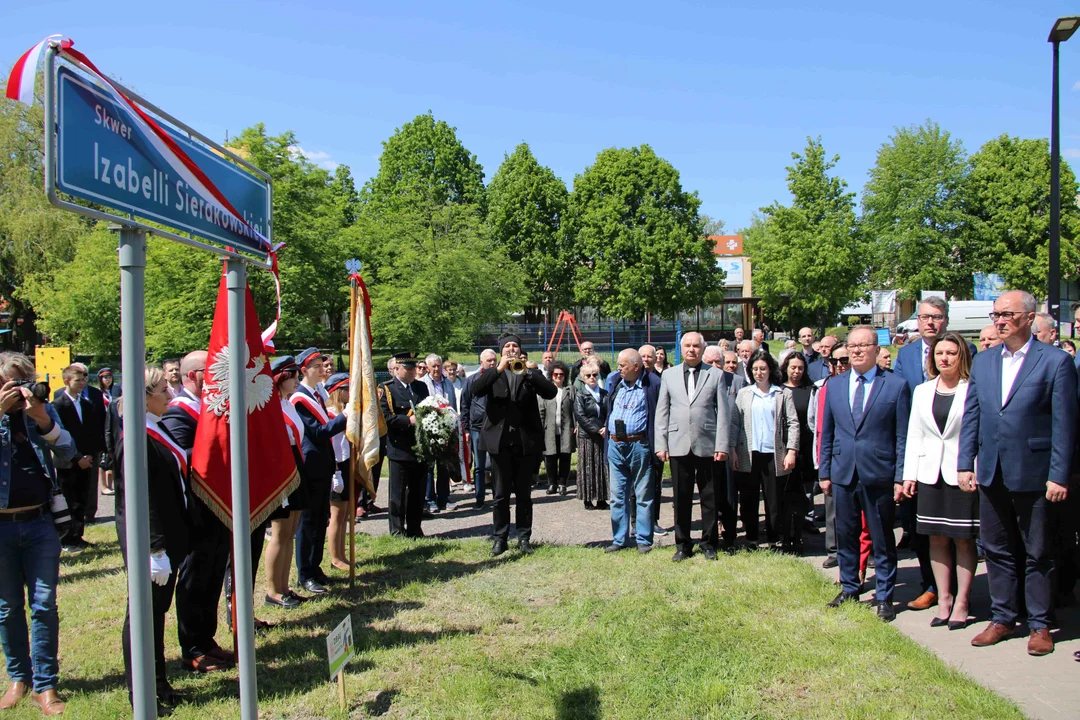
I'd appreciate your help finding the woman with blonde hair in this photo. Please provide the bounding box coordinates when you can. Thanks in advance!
[323,373,354,571]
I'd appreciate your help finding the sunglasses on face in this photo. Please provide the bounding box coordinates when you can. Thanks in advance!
[828,357,850,366]
[581,372,598,378]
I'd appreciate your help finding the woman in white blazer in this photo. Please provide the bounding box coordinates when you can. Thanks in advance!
[901,332,978,630]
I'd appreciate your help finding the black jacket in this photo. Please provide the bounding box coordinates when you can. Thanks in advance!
[458,373,489,433]
[115,426,192,562]
[571,357,612,384]
[380,378,430,463]
[573,385,608,437]
[159,389,199,453]
[292,384,347,482]
[471,367,557,456]
[52,390,103,461]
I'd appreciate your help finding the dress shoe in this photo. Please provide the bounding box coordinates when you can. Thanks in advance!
[875,602,896,622]
[826,591,859,608]
[300,579,328,595]
[0,681,27,710]
[545,485,558,495]
[558,486,568,496]
[182,654,229,672]
[285,590,309,604]
[366,504,383,514]
[490,539,508,557]
[517,538,534,554]
[207,646,236,664]
[604,544,627,553]
[822,556,838,569]
[929,617,949,628]
[1028,628,1054,656]
[971,621,1013,647]
[907,591,937,611]
[474,500,485,509]
[653,524,668,536]
[596,501,609,510]
[637,544,652,554]
[31,689,65,716]
[672,550,692,562]
[265,593,301,609]
[802,520,820,535]
[702,547,719,561]
[897,532,911,550]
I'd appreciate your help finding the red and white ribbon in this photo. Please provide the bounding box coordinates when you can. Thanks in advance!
[290,389,329,425]
[6,35,284,347]
[168,393,201,422]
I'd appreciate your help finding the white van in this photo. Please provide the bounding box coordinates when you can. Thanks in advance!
[896,300,994,335]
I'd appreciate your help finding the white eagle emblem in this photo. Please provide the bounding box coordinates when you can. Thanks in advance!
[203,344,274,419]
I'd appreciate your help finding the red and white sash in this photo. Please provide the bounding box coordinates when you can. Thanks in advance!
[290,387,328,425]
[145,417,188,509]
[168,392,201,422]
[280,399,305,461]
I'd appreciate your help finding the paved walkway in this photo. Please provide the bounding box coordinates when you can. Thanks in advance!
[93,476,1078,718]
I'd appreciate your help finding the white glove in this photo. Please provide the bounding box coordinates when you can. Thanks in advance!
[150,551,171,586]
[332,471,345,494]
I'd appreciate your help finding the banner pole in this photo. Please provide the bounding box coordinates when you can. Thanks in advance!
[118,227,156,720]
[348,279,358,591]
[225,259,258,719]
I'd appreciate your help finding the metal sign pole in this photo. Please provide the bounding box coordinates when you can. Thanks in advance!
[118,227,156,720]
[225,259,258,719]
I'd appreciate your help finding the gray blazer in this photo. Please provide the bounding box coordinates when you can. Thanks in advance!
[539,386,576,456]
[654,363,729,458]
[729,385,800,476]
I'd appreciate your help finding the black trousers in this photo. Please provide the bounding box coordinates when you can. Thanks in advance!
[908,491,935,593]
[651,456,665,525]
[491,452,537,541]
[116,511,175,700]
[387,460,427,537]
[543,440,571,489]
[58,465,94,543]
[359,436,386,508]
[175,502,230,660]
[714,459,736,542]
[742,453,805,544]
[671,454,717,554]
[295,475,331,585]
[980,473,1054,629]
[224,520,268,607]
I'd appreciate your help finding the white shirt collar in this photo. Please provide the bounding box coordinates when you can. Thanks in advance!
[1001,335,1034,359]
[751,384,780,398]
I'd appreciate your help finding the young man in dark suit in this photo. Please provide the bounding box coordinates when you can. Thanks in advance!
[958,290,1077,656]
[52,364,102,551]
[471,334,558,556]
[819,326,911,622]
[379,352,430,538]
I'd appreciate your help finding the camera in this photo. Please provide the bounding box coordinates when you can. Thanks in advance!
[11,378,51,403]
[50,493,71,530]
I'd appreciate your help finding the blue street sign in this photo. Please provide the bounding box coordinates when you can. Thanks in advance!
[55,66,270,258]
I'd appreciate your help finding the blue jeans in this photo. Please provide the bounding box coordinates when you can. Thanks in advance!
[425,462,450,508]
[608,440,654,547]
[0,515,61,693]
[470,433,489,503]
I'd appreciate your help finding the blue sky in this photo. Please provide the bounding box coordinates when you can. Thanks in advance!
[4,1,1080,232]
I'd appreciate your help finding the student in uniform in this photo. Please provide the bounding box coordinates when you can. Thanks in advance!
[324,373,354,572]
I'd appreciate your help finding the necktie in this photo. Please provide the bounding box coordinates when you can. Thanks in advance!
[922,345,930,382]
[852,375,866,427]
[687,366,697,402]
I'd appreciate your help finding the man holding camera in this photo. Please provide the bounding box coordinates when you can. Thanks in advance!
[0,352,75,715]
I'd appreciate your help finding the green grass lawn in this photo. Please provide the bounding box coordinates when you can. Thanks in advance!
[25,523,1022,719]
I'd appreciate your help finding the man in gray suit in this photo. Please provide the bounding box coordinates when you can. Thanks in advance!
[655,333,730,561]
[705,346,744,547]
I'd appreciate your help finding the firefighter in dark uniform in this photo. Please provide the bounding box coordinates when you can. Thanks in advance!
[379,352,430,538]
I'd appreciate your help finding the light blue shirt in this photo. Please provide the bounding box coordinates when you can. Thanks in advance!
[750,385,780,454]
[848,365,879,413]
[608,377,648,437]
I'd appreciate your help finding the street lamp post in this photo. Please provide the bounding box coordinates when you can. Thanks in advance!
[1048,16,1080,323]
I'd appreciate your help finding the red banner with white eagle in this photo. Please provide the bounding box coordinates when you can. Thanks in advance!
[191,272,298,529]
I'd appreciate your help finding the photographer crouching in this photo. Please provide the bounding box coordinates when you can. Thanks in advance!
[0,352,74,716]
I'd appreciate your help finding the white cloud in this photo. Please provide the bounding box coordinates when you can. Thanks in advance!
[1063,148,1080,159]
[288,145,340,171]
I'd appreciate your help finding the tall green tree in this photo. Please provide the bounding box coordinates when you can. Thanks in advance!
[964,134,1080,294]
[862,120,972,299]
[362,113,485,212]
[487,143,573,312]
[565,145,723,319]
[742,137,861,328]
[361,202,526,351]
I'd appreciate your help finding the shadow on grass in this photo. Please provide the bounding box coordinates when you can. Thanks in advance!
[556,685,601,720]
[61,670,128,695]
[363,688,400,716]
[59,565,124,585]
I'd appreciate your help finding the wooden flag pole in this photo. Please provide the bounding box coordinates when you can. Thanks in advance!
[348,279,358,591]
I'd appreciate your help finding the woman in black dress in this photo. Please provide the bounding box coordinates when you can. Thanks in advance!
[573,358,609,509]
[114,367,191,713]
[780,352,816,553]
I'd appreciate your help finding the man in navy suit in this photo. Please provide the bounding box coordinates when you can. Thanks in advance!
[819,326,911,621]
[892,297,978,613]
[957,290,1077,656]
[807,335,838,382]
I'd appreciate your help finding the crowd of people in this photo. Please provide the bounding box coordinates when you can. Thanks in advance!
[0,288,1078,715]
